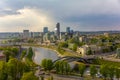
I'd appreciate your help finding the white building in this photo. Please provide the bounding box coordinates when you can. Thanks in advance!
[77,45,101,56]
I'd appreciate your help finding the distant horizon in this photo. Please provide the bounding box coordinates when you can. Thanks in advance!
[0,30,120,33]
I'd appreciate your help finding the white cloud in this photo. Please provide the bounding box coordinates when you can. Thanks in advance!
[1,0,120,31]
[0,8,55,32]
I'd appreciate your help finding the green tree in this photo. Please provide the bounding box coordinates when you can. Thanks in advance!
[20,50,27,60]
[90,65,97,79]
[54,61,60,74]
[100,65,109,80]
[54,60,71,75]
[64,61,71,75]
[27,47,34,60]
[21,72,38,80]
[86,48,93,55]
[11,47,19,56]
[108,66,115,80]
[59,61,64,74]
[47,59,53,71]
[78,63,86,77]
[73,43,78,51]
[41,59,47,71]
[58,42,68,48]
[0,61,8,80]
[41,59,53,71]
[115,68,120,80]
[7,58,26,80]
[90,38,98,44]
[3,50,11,62]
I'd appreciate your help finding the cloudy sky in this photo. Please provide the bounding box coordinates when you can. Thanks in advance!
[0,0,120,32]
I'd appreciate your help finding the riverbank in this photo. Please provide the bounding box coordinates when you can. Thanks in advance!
[22,44,79,57]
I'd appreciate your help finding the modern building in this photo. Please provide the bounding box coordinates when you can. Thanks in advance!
[56,23,60,39]
[23,30,30,38]
[66,27,70,33]
[43,27,48,34]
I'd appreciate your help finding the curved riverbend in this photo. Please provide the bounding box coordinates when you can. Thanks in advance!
[33,47,59,64]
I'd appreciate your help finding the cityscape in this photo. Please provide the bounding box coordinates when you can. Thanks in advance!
[0,0,120,80]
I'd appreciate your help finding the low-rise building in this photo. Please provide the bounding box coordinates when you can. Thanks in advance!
[77,45,101,56]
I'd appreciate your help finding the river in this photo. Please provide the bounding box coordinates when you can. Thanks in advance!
[33,47,59,64]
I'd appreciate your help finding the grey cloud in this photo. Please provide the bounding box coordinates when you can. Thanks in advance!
[1,0,120,31]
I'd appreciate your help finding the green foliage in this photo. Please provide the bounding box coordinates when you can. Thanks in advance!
[28,39,34,43]
[90,65,97,78]
[86,48,93,55]
[2,47,19,62]
[11,47,19,55]
[93,59,120,67]
[7,58,28,80]
[25,47,37,67]
[115,68,120,79]
[100,65,109,79]
[0,61,7,80]
[78,63,86,77]
[21,72,38,80]
[67,37,80,46]
[108,66,115,80]
[58,42,68,48]
[20,50,27,60]
[72,43,78,51]
[41,59,53,71]
[27,47,34,61]
[54,60,71,75]
[54,61,60,73]
[3,50,11,62]
[57,46,65,55]
[90,38,98,44]
[99,64,116,80]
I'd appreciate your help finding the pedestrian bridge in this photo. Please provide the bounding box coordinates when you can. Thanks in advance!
[53,56,97,64]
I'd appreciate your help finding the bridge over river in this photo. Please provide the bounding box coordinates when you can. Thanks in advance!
[53,56,97,64]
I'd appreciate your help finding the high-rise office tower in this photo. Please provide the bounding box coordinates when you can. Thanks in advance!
[56,23,60,39]
[43,27,48,34]
[23,30,29,38]
[66,27,70,33]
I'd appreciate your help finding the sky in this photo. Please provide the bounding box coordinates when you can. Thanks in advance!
[0,0,120,32]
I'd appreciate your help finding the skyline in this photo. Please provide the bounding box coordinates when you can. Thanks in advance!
[0,0,120,32]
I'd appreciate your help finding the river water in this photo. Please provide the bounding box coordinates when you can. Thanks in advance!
[33,47,59,64]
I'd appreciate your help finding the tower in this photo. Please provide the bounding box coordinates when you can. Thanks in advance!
[56,23,60,39]
[23,30,29,38]
[66,27,70,33]
[43,27,48,34]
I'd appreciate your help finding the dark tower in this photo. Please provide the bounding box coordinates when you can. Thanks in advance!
[56,23,60,39]
[43,27,48,34]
